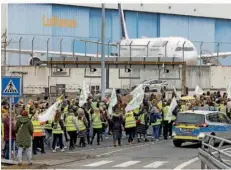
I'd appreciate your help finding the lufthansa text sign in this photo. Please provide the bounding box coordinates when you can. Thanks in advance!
[42,15,77,28]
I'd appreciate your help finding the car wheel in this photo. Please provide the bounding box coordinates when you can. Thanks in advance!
[173,140,183,147]
[145,87,149,92]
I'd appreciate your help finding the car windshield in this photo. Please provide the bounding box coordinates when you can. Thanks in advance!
[141,80,147,83]
[176,113,205,124]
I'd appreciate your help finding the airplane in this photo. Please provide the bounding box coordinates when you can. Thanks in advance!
[2,4,231,66]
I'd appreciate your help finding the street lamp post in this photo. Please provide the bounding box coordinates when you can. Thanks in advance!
[101,3,106,100]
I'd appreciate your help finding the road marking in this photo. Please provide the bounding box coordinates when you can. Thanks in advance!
[113,161,141,167]
[144,161,168,168]
[83,160,113,167]
[173,147,231,170]
[173,157,198,170]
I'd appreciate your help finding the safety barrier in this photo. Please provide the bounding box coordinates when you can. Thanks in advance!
[198,134,231,169]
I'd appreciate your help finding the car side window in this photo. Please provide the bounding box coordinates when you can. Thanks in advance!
[150,80,157,84]
[207,113,219,123]
[218,113,231,124]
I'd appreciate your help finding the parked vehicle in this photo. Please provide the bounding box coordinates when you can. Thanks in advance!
[95,88,129,99]
[134,79,168,92]
[172,110,231,147]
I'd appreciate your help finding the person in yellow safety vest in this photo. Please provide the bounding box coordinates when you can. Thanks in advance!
[150,105,162,141]
[162,100,171,140]
[60,106,69,143]
[218,101,227,115]
[180,101,186,112]
[91,108,103,145]
[124,110,136,144]
[77,108,88,147]
[31,113,46,155]
[52,109,65,153]
[65,107,79,150]
[136,106,149,143]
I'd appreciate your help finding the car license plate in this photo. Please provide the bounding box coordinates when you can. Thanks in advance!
[183,128,193,133]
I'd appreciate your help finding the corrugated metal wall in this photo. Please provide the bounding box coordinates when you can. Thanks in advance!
[215,19,231,65]
[7,4,231,65]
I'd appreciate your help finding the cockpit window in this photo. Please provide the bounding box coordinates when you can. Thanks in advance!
[175,47,194,51]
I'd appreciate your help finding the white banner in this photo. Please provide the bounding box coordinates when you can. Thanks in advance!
[125,89,144,112]
[108,88,117,115]
[130,84,143,98]
[194,85,204,95]
[38,100,61,122]
[173,85,180,99]
[166,97,177,122]
[79,81,89,107]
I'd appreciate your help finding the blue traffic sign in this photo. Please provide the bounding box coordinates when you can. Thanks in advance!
[8,97,19,104]
[1,76,21,97]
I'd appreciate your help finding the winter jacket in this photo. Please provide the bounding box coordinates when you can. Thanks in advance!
[15,116,33,148]
[3,116,16,141]
[111,113,124,131]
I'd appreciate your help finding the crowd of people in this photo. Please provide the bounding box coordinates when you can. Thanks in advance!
[1,90,231,166]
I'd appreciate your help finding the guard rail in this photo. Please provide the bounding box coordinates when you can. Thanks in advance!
[198,134,231,169]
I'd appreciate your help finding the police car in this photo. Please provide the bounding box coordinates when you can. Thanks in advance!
[172,110,231,147]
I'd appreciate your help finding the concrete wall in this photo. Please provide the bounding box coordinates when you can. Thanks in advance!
[5,65,230,95]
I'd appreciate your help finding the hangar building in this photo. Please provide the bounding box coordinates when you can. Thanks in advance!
[1,3,231,65]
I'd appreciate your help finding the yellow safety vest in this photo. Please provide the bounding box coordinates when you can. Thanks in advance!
[133,108,140,114]
[125,111,136,128]
[180,105,186,112]
[92,113,102,129]
[52,122,63,134]
[219,104,226,114]
[1,123,4,140]
[65,115,77,131]
[138,114,145,125]
[151,114,162,126]
[25,104,31,112]
[157,101,162,110]
[171,114,176,121]
[78,119,86,131]
[163,106,170,121]
[45,120,52,130]
[64,106,68,114]
[32,121,45,137]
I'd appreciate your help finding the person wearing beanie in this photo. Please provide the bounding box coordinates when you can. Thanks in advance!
[77,108,88,147]
[15,110,34,166]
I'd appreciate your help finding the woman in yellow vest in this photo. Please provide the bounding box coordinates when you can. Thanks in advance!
[124,109,136,144]
[65,107,78,150]
[90,108,103,145]
[31,112,46,155]
[77,108,88,147]
[52,109,65,152]
[136,106,149,143]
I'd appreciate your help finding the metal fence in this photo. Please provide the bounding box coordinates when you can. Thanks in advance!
[198,134,231,169]
[1,34,231,67]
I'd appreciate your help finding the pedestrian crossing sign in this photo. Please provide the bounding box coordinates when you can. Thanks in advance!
[1,76,21,97]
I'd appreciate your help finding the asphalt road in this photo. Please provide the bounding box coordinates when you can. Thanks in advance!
[51,138,202,169]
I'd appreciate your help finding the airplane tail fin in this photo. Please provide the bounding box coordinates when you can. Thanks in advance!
[118,3,129,39]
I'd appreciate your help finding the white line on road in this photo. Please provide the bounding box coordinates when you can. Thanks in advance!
[144,161,168,168]
[173,147,231,170]
[113,161,141,168]
[83,160,113,167]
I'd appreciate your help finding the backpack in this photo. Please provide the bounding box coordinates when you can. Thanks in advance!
[150,113,157,123]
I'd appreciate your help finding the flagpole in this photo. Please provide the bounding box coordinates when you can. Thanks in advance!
[101,3,106,100]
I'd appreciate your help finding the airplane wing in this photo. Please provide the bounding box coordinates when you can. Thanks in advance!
[1,48,102,57]
[200,52,231,58]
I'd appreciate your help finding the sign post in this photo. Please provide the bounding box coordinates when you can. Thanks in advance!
[1,76,21,160]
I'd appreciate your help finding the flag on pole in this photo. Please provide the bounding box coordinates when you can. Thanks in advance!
[79,81,89,107]
[108,88,117,115]
[166,97,177,123]
[125,88,144,112]
[173,85,180,99]
[194,85,204,95]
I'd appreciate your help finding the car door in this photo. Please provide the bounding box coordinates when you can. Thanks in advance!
[218,112,231,139]
[206,113,224,138]
[150,80,158,90]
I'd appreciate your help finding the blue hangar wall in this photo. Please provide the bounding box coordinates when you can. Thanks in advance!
[7,4,231,65]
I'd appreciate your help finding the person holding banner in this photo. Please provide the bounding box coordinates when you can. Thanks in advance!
[124,110,136,144]
[91,108,103,145]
